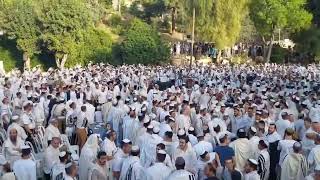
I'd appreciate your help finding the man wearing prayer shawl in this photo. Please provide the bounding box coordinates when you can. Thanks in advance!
[281,142,308,180]
[229,128,252,172]
[79,134,100,180]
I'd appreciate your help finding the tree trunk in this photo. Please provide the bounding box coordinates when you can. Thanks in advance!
[55,55,61,69]
[266,36,274,63]
[60,54,68,69]
[216,50,222,64]
[55,54,68,69]
[23,52,31,71]
[171,7,176,34]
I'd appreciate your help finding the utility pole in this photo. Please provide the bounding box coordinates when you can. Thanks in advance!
[189,7,195,70]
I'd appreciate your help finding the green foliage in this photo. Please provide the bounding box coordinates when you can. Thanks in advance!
[107,14,124,34]
[66,28,113,67]
[183,0,249,49]
[270,44,287,63]
[0,37,23,71]
[249,0,313,38]
[0,0,40,57]
[293,27,320,57]
[119,18,170,64]
[38,0,94,60]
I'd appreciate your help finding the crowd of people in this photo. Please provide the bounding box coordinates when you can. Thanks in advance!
[0,63,320,180]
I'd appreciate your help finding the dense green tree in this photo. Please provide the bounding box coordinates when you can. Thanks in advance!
[119,18,170,64]
[0,0,40,70]
[250,0,313,62]
[37,0,94,69]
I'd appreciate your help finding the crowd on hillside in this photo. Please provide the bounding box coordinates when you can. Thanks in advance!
[0,63,320,180]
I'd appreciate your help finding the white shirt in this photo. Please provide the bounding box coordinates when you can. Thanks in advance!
[13,158,36,180]
[3,138,24,165]
[143,162,172,180]
[275,119,293,138]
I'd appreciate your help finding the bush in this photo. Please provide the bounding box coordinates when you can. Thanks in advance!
[119,18,170,64]
[270,44,287,63]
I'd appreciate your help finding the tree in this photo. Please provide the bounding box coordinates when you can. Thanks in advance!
[183,0,249,61]
[0,0,40,70]
[119,18,170,64]
[37,0,94,69]
[250,0,313,62]
[308,0,320,26]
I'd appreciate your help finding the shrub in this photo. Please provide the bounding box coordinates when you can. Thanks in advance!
[119,18,170,64]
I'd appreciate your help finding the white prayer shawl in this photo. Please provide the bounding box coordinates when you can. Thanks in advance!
[32,103,45,125]
[281,153,308,180]
[7,123,27,140]
[43,145,60,174]
[197,152,216,180]
[85,103,95,125]
[143,162,172,180]
[176,114,191,131]
[173,145,197,175]
[249,136,260,159]
[122,116,140,144]
[119,156,144,180]
[101,102,112,122]
[79,135,99,180]
[44,124,61,147]
[258,149,270,180]
[3,137,24,166]
[229,138,253,171]
[166,169,196,180]
[13,158,36,180]
[88,163,108,180]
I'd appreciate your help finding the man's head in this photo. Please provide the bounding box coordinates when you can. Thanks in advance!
[293,142,303,154]
[284,128,294,139]
[130,146,140,157]
[65,161,78,177]
[268,123,277,134]
[225,158,235,171]
[121,139,132,154]
[200,151,210,161]
[175,157,185,170]
[156,150,166,163]
[51,137,61,149]
[204,163,216,178]
[9,128,18,142]
[245,159,258,173]
[107,130,116,141]
[258,139,268,150]
[59,151,69,164]
[97,151,108,166]
[50,118,59,128]
[178,136,188,150]
[81,105,87,112]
